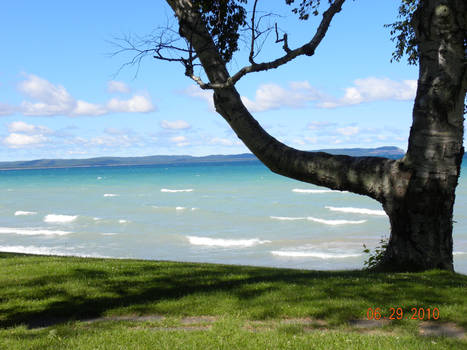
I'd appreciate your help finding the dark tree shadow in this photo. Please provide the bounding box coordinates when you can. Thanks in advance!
[1,253,466,329]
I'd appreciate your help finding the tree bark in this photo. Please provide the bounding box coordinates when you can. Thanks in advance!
[166,0,466,272]
[377,0,466,271]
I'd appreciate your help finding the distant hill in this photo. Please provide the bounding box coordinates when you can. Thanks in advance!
[0,146,407,170]
[316,146,405,159]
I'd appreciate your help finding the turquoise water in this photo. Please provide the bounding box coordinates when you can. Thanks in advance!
[1,162,466,273]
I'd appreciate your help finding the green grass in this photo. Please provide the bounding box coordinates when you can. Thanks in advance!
[0,252,466,349]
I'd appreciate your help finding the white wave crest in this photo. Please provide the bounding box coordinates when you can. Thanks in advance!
[104,193,119,197]
[325,206,386,216]
[454,251,467,256]
[0,245,107,258]
[14,211,37,216]
[161,189,194,193]
[186,236,271,248]
[118,219,129,224]
[270,216,306,221]
[307,216,366,225]
[0,227,71,236]
[44,214,78,224]
[101,232,119,236]
[292,189,332,194]
[271,250,362,259]
[292,188,348,194]
[176,207,186,210]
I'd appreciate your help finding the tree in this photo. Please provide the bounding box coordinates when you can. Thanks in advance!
[127,0,466,272]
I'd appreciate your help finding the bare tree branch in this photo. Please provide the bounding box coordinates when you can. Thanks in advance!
[188,0,345,89]
[249,0,260,64]
[275,23,290,53]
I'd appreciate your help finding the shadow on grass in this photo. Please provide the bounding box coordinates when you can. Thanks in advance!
[1,252,466,329]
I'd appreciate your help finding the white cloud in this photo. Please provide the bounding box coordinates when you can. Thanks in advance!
[107,81,131,94]
[170,135,190,147]
[318,78,417,108]
[241,81,323,112]
[107,95,155,113]
[3,133,47,148]
[184,85,215,111]
[161,120,191,130]
[72,100,107,116]
[210,137,242,146]
[0,103,16,116]
[18,74,75,115]
[308,121,335,130]
[7,121,52,135]
[185,78,416,113]
[337,126,360,136]
[90,134,134,147]
[15,74,156,117]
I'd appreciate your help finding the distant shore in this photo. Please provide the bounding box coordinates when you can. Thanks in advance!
[0,146,406,170]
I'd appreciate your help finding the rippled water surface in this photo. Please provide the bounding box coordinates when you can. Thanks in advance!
[1,161,466,273]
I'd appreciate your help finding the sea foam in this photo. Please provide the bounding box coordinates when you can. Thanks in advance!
[307,216,366,225]
[161,189,194,193]
[0,245,107,258]
[14,211,37,216]
[103,193,119,197]
[292,189,332,194]
[0,227,71,236]
[325,206,386,216]
[44,214,78,224]
[271,250,362,259]
[270,216,306,221]
[186,236,271,248]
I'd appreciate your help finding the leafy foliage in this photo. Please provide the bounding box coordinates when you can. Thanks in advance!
[193,0,248,62]
[363,236,389,270]
[385,0,419,65]
[285,0,332,20]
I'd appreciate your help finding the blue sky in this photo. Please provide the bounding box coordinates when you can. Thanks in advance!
[0,0,424,161]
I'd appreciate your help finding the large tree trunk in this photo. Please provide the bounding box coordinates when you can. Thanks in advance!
[377,0,466,271]
[166,0,466,272]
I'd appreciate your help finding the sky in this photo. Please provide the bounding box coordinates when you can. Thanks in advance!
[0,0,432,161]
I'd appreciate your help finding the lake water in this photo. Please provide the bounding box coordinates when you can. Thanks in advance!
[1,161,466,273]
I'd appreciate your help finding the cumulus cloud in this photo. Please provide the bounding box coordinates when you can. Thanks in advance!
[161,120,191,130]
[318,77,417,108]
[3,121,53,148]
[183,85,215,111]
[209,137,242,146]
[13,74,155,117]
[107,95,155,113]
[72,100,107,116]
[170,135,190,147]
[0,103,16,116]
[3,133,47,148]
[18,74,75,116]
[337,126,360,136]
[89,134,135,147]
[241,81,323,112]
[107,81,131,94]
[308,121,336,130]
[185,78,416,113]
[7,121,52,135]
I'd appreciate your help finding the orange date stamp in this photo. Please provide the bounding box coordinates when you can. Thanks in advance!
[367,307,440,321]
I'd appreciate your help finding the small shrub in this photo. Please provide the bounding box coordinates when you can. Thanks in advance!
[363,236,389,270]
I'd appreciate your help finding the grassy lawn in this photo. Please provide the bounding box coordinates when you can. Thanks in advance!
[0,252,466,349]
